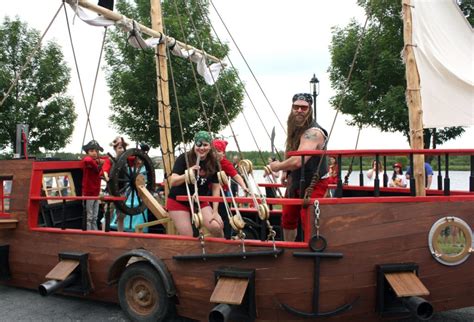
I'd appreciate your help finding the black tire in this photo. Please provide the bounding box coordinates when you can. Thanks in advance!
[118,262,169,322]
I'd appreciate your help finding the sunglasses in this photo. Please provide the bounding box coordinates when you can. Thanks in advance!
[292,104,310,111]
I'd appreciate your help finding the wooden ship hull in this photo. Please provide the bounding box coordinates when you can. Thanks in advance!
[1,158,473,321]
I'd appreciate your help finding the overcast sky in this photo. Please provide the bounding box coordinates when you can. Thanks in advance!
[3,0,472,155]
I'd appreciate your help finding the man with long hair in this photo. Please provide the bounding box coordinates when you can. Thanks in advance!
[269,93,328,241]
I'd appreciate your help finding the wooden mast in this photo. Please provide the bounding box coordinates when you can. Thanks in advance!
[402,0,426,196]
[150,0,174,189]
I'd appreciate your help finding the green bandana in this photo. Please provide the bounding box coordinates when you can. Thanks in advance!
[193,131,212,146]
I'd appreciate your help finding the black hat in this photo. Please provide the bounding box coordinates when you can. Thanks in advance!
[82,140,104,153]
[292,93,313,106]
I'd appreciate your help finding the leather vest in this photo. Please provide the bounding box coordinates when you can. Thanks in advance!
[288,120,328,198]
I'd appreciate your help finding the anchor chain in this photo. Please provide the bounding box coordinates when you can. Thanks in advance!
[238,230,246,257]
[314,200,320,239]
[199,232,206,257]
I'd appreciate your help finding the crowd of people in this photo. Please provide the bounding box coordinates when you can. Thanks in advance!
[79,91,432,241]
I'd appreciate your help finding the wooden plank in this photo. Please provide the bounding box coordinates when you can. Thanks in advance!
[0,218,18,229]
[135,175,175,234]
[45,259,79,281]
[385,271,430,297]
[210,276,249,305]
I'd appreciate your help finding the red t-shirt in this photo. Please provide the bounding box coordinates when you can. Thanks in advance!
[219,157,238,192]
[220,157,238,178]
[82,156,103,196]
[102,158,113,175]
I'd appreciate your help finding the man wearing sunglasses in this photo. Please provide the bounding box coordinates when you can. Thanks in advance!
[269,93,328,242]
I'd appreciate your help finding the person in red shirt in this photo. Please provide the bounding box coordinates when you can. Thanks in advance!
[212,139,248,238]
[82,140,104,230]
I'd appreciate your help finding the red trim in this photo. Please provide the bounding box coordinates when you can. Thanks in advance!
[328,184,474,196]
[32,160,84,170]
[231,208,282,214]
[258,183,284,188]
[178,194,474,205]
[287,148,474,157]
[0,179,4,214]
[30,196,126,201]
[29,227,308,249]
[28,167,43,228]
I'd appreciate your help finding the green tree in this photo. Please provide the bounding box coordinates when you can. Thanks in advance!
[328,0,465,148]
[458,0,474,26]
[0,17,76,154]
[104,0,244,149]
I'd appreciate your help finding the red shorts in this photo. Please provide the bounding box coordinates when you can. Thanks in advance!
[281,178,328,230]
[166,198,210,212]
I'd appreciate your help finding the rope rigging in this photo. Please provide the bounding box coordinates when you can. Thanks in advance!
[209,0,287,136]
[195,0,284,162]
[170,0,249,241]
[303,13,371,206]
[63,4,103,151]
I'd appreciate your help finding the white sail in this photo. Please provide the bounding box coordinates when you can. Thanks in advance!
[411,0,473,127]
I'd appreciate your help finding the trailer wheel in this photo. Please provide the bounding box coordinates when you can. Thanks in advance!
[118,262,169,322]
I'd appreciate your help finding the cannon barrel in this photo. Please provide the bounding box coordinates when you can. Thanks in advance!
[38,272,78,297]
[209,303,235,322]
[401,296,433,320]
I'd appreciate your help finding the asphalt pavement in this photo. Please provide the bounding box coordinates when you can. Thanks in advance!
[0,285,473,321]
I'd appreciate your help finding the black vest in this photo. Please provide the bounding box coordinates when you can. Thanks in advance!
[288,120,328,198]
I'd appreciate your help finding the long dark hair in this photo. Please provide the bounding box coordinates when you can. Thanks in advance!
[186,146,219,176]
[392,166,404,181]
[285,109,313,153]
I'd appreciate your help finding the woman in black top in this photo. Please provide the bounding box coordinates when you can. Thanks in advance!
[166,131,224,237]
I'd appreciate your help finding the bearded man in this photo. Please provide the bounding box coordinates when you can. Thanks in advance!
[269,93,328,241]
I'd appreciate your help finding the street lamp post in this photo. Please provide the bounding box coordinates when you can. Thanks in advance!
[310,74,320,122]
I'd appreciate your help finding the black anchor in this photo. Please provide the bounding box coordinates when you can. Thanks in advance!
[281,235,359,318]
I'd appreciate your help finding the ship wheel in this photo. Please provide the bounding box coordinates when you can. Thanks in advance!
[108,148,155,215]
[118,262,169,321]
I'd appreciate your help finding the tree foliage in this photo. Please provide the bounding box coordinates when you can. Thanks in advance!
[0,17,76,153]
[328,0,465,148]
[458,0,474,26]
[104,0,244,149]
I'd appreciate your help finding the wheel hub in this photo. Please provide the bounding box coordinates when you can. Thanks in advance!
[127,277,158,314]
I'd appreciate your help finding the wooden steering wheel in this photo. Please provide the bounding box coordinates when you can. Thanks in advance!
[108,148,155,215]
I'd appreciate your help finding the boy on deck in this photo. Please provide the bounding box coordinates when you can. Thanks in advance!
[212,139,248,238]
[82,140,105,230]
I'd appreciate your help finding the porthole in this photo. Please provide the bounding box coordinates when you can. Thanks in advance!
[428,217,472,266]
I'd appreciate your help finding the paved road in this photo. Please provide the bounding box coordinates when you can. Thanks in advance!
[0,285,473,321]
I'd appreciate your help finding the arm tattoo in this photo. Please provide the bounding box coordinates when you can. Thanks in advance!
[303,129,318,141]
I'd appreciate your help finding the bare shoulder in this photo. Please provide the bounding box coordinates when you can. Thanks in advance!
[302,128,323,141]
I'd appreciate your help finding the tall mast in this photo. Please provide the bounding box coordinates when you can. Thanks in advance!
[150,0,174,186]
[402,0,426,196]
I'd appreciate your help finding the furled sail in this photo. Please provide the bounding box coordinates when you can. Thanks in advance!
[66,0,224,85]
[411,0,473,127]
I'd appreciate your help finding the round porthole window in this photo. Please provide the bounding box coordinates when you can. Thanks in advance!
[428,217,473,266]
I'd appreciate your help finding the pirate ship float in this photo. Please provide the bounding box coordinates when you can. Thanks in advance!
[1,0,473,321]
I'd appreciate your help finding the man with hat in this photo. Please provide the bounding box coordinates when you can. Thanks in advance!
[82,140,105,230]
[269,93,328,241]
